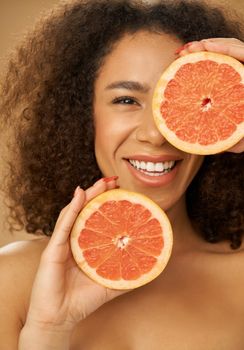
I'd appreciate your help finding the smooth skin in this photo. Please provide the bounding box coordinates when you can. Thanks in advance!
[94,32,205,211]
[0,32,244,350]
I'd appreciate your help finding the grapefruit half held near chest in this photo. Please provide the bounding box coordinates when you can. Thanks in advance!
[153,52,244,154]
[70,189,173,290]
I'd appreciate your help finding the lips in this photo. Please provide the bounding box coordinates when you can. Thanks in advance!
[124,154,182,187]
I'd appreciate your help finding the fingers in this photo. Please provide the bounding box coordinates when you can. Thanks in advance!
[201,39,244,62]
[50,187,86,245]
[85,176,118,204]
[226,138,244,153]
[49,176,119,246]
[177,38,244,62]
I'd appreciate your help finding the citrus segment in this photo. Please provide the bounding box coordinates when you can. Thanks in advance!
[85,211,120,237]
[127,218,163,237]
[83,245,116,268]
[70,189,173,289]
[130,236,164,256]
[99,200,132,226]
[153,52,244,154]
[126,204,152,229]
[96,250,122,280]
[125,245,157,274]
[78,229,112,248]
[120,250,141,280]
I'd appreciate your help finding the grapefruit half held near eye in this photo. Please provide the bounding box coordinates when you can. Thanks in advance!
[70,189,173,290]
[153,52,244,154]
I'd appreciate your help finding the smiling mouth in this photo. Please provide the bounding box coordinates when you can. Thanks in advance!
[127,159,177,176]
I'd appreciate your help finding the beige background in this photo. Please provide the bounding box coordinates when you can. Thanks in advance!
[0,0,59,246]
[0,0,243,247]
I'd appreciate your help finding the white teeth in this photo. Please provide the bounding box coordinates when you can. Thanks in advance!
[140,161,146,170]
[155,162,164,172]
[164,162,169,169]
[146,162,154,172]
[165,161,174,169]
[128,159,176,176]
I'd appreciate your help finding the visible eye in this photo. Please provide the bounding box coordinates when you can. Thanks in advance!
[112,96,139,105]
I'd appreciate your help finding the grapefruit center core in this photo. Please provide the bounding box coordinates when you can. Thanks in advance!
[201,97,212,111]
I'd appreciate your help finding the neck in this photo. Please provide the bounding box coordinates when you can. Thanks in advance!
[166,195,203,256]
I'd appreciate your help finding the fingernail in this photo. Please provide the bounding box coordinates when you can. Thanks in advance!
[175,45,185,54]
[184,42,194,48]
[102,176,119,183]
[73,186,80,197]
[175,42,194,54]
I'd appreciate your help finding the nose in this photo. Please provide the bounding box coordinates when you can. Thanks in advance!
[135,106,167,147]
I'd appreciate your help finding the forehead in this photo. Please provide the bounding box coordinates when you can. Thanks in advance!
[95,30,182,88]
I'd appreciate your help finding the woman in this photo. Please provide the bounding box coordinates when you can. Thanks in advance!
[0,1,244,349]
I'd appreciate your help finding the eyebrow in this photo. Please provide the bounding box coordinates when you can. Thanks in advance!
[105,80,150,93]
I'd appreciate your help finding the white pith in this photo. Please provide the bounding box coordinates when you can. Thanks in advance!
[128,159,175,175]
[113,235,130,249]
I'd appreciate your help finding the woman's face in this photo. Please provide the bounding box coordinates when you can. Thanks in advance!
[94,31,204,210]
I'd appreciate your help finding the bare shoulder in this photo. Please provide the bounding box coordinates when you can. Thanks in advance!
[224,246,244,282]
[0,237,49,299]
[0,236,49,260]
[203,244,244,312]
[0,237,49,349]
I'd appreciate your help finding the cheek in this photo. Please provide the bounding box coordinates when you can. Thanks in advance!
[94,117,111,163]
[94,104,136,154]
[94,127,110,176]
[186,156,205,186]
[94,118,131,157]
[94,111,121,155]
[93,107,126,174]
[193,156,205,175]
[93,104,113,157]
[177,155,204,190]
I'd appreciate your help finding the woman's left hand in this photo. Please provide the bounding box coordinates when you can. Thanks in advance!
[176,37,244,153]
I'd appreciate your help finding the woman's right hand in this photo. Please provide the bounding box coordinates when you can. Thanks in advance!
[19,177,129,349]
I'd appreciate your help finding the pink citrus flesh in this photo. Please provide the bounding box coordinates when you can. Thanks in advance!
[153,52,244,154]
[70,189,173,289]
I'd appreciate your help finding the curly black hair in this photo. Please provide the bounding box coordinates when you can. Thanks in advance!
[0,0,243,248]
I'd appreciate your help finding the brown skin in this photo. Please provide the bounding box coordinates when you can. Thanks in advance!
[1,213,244,350]
[0,32,244,350]
[1,0,243,249]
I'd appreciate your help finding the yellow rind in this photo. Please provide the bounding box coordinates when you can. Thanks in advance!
[152,52,244,155]
[70,189,173,290]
